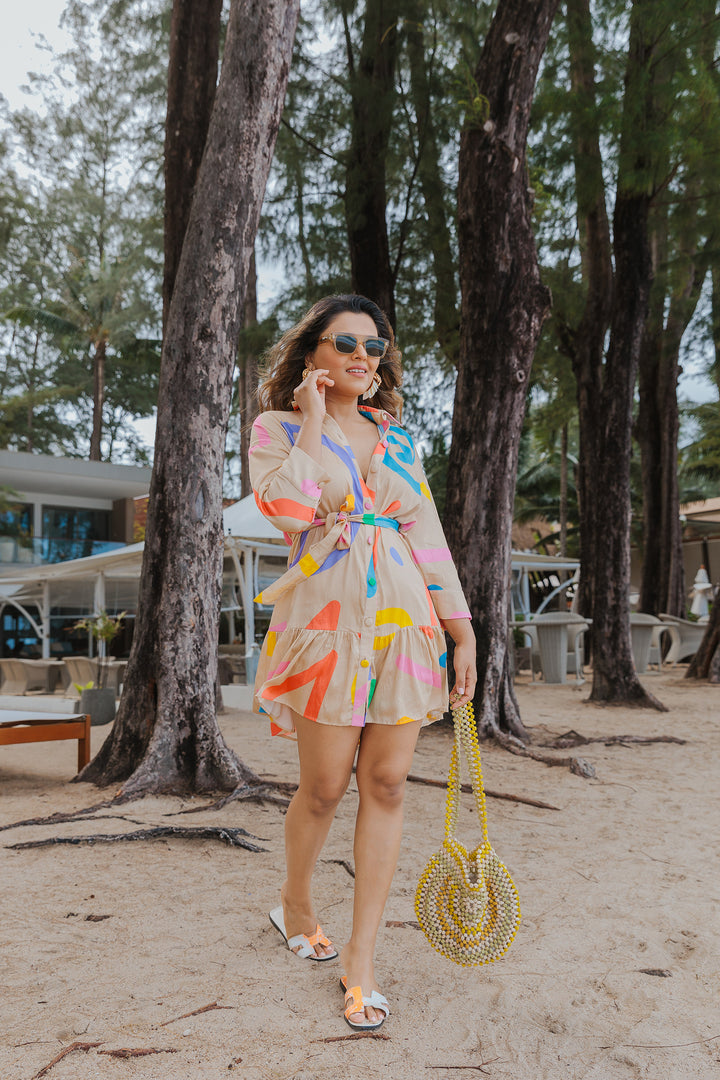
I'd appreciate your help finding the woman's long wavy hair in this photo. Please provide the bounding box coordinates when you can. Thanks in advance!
[258,294,403,419]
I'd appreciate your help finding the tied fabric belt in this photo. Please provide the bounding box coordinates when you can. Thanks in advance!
[255,511,401,605]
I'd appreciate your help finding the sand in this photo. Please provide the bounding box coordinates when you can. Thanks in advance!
[1,671,718,1080]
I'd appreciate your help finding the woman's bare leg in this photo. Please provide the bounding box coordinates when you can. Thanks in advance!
[280,713,360,956]
[341,719,423,1022]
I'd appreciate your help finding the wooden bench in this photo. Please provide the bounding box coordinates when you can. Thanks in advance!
[0,711,91,772]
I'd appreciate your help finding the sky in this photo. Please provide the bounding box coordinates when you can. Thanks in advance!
[1,3,71,111]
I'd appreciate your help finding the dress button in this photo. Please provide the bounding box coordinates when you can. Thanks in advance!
[364,498,373,510]
[367,536,373,545]
[360,659,370,668]
[364,617,372,626]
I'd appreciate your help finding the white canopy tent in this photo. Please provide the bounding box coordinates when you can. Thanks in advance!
[0,498,288,672]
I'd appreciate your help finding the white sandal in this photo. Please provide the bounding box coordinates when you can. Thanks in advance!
[268,905,338,961]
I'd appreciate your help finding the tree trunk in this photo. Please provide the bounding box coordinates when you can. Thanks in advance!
[686,596,720,682]
[586,2,664,708]
[559,423,568,557]
[79,0,300,796]
[444,0,558,741]
[343,0,400,328]
[163,0,223,333]
[564,0,613,621]
[239,248,259,499]
[89,337,106,461]
[637,212,704,618]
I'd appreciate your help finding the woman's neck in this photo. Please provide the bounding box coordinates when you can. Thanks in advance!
[324,394,368,427]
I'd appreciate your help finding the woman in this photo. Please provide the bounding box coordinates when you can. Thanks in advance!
[249,294,476,1030]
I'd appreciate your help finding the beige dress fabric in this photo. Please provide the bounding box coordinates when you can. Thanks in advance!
[249,405,471,734]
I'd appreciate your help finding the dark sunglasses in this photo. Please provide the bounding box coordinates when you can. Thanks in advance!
[318,332,389,360]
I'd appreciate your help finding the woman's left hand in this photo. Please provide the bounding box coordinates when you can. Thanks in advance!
[443,620,477,708]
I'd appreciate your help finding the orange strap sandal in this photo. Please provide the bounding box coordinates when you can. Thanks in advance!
[341,978,390,1030]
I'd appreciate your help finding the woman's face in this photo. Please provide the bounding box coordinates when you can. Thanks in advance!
[308,311,382,400]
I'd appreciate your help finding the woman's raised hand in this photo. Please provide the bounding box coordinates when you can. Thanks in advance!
[293,368,334,422]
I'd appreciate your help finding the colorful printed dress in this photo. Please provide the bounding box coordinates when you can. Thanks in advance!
[249,405,471,734]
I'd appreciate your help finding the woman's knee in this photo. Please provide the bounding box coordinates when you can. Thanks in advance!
[299,774,349,815]
[357,764,407,808]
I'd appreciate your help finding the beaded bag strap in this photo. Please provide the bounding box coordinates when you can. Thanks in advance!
[444,702,490,847]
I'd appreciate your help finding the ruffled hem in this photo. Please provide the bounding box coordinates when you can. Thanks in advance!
[254,624,450,730]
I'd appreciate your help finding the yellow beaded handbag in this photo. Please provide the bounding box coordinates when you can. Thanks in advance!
[415,701,521,966]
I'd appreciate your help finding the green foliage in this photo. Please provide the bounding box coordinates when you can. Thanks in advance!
[0,0,166,461]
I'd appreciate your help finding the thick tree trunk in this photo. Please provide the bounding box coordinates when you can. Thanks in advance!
[343,0,400,328]
[79,0,300,795]
[89,337,106,461]
[163,0,223,333]
[239,249,259,499]
[586,3,664,708]
[686,597,720,682]
[565,0,613,621]
[445,0,558,741]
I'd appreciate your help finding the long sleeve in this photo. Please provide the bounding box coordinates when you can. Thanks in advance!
[384,423,471,622]
[249,412,332,535]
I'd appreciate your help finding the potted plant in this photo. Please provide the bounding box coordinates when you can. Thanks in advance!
[72,610,126,726]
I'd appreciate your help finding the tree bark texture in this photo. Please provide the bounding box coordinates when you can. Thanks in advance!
[163,0,223,333]
[344,0,400,328]
[445,0,558,740]
[685,597,720,682]
[239,249,259,499]
[79,0,300,795]
[89,337,106,461]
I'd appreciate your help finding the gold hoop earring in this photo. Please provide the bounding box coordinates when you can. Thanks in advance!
[302,366,313,381]
[362,373,382,400]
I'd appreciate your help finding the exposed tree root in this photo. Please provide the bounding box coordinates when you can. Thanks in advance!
[542,729,686,749]
[426,1061,500,1073]
[494,729,596,777]
[588,683,668,712]
[0,806,139,833]
[31,1041,103,1079]
[406,772,561,810]
[172,779,296,814]
[6,825,266,852]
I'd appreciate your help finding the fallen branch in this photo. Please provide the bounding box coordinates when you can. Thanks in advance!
[7,826,265,852]
[544,729,686,749]
[312,1032,390,1042]
[406,773,561,810]
[31,1041,103,1079]
[160,1001,234,1027]
[386,920,421,929]
[426,1061,500,1073]
[637,968,672,977]
[98,1048,178,1058]
[601,1033,720,1050]
[324,858,355,878]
